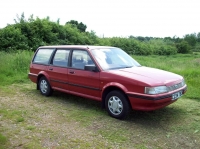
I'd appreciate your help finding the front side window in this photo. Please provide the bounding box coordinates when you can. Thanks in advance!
[52,49,70,67]
[33,49,54,64]
[91,48,141,70]
[71,50,94,69]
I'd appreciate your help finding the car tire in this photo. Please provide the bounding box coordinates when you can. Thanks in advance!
[105,90,130,119]
[39,76,53,96]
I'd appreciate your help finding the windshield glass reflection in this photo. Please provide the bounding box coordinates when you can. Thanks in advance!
[91,48,141,70]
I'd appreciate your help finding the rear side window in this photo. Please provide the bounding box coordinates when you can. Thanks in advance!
[53,49,70,67]
[33,49,54,64]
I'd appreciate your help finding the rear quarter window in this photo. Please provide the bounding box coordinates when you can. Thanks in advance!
[33,49,54,64]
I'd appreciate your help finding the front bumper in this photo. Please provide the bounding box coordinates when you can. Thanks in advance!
[127,85,187,111]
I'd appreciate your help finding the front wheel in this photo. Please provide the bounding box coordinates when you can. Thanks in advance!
[105,91,130,119]
[38,77,53,96]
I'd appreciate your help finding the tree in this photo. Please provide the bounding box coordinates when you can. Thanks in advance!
[197,32,200,42]
[184,33,197,47]
[136,36,145,41]
[66,20,87,32]
[176,41,191,54]
[0,25,28,51]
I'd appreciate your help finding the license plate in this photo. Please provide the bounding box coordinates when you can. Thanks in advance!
[172,91,182,100]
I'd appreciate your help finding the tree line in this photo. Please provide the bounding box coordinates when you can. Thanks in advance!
[0,13,200,55]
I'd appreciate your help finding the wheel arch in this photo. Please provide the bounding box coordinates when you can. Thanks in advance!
[101,84,131,109]
[36,71,50,90]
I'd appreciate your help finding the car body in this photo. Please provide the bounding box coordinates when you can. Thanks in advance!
[28,45,187,119]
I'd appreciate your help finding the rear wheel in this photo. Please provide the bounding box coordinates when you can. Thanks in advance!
[39,77,53,96]
[105,90,130,119]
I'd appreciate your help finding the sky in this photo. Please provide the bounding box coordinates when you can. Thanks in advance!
[0,0,200,38]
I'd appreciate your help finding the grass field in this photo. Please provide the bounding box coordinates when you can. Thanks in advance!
[0,51,200,148]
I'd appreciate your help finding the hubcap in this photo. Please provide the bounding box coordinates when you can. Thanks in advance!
[108,96,123,115]
[40,80,48,93]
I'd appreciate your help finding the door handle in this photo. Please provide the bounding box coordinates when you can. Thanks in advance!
[69,71,75,74]
[49,68,53,70]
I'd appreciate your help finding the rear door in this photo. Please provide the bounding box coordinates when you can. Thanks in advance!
[48,49,70,90]
[68,49,101,100]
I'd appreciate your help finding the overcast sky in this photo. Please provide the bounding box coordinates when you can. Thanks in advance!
[1,0,200,38]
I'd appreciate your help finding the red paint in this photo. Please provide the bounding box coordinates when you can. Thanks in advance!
[29,45,187,111]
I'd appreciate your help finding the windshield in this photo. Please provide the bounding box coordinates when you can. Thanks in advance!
[91,48,141,70]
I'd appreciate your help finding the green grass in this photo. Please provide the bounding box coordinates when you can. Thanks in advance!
[0,50,33,85]
[0,133,8,149]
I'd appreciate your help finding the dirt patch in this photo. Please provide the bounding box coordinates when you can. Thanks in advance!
[192,58,200,64]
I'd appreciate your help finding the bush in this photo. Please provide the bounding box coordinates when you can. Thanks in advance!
[176,41,191,54]
[0,25,29,51]
[193,43,200,52]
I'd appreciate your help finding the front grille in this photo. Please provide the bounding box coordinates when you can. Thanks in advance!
[168,82,183,92]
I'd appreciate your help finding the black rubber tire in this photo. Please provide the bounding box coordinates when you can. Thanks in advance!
[105,90,130,119]
[38,77,53,96]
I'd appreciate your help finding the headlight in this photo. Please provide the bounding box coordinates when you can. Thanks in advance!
[145,86,168,95]
[181,79,185,87]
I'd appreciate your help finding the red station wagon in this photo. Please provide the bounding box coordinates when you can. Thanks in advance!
[28,45,187,119]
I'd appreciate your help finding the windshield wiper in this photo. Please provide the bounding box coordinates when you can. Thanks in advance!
[125,66,133,68]
[108,66,134,70]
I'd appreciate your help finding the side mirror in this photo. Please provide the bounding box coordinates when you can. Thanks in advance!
[84,65,98,72]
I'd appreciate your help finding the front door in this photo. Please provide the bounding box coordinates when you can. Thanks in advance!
[68,50,101,100]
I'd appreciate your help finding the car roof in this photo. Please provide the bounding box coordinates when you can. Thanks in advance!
[39,45,116,50]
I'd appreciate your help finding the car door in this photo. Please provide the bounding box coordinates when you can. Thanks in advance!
[48,49,70,90]
[68,49,101,100]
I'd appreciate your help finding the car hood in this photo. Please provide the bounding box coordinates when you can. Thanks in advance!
[109,66,183,86]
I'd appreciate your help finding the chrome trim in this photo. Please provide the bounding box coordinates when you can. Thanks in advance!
[168,81,185,92]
